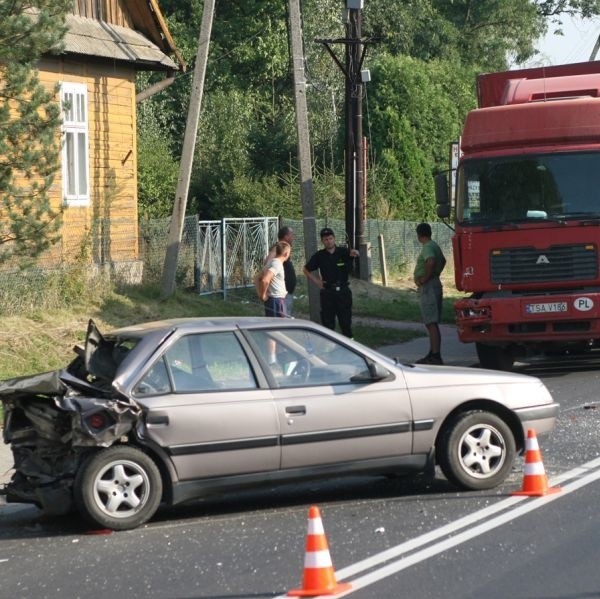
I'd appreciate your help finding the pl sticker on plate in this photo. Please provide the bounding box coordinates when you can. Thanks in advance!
[573,297,594,312]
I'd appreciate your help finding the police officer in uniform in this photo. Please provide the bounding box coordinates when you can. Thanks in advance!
[303,227,359,338]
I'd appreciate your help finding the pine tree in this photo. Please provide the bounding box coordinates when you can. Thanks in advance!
[0,1,71,264]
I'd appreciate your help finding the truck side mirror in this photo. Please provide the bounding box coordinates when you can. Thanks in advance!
[434,173,450,217]
[437,203,450,218]
[434,173,449,206]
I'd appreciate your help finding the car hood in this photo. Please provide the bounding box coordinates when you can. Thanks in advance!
[401,363,553,409]
[401,363,541,388]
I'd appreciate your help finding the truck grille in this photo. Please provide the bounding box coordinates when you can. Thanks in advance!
[490,244,597,284]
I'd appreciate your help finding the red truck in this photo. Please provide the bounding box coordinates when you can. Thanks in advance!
[436,61,600,369]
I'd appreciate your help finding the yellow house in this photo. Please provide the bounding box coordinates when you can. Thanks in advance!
[38,0,183,279]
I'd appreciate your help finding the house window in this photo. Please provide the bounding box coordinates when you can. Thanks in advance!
[60,82,89,206]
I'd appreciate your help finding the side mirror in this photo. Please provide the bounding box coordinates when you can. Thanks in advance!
[350,362,392,383]
[434,173,449,206]
[437,204,450,218]
[434,172,451,218]
[369,362,392,380]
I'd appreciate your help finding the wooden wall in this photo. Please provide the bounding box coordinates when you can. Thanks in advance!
[38,55,139,265]
[72,0,134,28]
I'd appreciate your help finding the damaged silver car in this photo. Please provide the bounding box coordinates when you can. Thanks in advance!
[0,317,559,531]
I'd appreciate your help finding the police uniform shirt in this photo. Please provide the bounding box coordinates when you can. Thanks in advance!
[305,246,353,288]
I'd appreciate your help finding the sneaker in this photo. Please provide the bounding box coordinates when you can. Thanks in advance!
[415,352,432,364]
[415,354,443,365]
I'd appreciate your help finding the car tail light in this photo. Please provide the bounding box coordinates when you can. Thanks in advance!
[87,412,109,431]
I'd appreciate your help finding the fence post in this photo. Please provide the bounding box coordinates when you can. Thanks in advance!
[221,219,227,299]
[264,217,270,259]
[194,219,201,293]
[378,234,388,287]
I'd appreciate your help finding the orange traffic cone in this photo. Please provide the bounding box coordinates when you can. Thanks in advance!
[512,429,561,496]
[288,506,352,597]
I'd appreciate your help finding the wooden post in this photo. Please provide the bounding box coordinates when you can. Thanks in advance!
[160,0,215,298]
[288,0,319,322]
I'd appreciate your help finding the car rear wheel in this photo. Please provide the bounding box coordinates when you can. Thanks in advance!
[438,410,516,490]
[74,445,162,531]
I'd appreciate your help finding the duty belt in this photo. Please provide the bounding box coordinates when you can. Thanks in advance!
[323,282,348,291]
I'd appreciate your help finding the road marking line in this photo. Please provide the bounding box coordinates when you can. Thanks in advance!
[274,456,600,599]
[335,461,600,596]
[335,456,600,581]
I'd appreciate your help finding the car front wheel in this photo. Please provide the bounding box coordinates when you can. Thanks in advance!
[74,445,163,531]
[438,410,516,490]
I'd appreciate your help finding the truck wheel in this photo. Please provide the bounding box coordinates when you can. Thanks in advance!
[74,446,162,531]
[476,343,514,370]
[438,410,516,490]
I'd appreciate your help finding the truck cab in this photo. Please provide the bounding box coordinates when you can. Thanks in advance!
[438,62,600,369]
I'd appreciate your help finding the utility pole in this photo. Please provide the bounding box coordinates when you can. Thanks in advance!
[288,0,320,321]
[316,1,375,280]
[160,0,215,298]
[346,5,364,256]
[590,34,600,61]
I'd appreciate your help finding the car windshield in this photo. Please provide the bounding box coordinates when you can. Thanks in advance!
[457,151,600,225]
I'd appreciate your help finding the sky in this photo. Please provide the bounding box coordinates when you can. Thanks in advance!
[525,14,600,66]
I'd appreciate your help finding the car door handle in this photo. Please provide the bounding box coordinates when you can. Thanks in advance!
[285,405,306,415]
[147,412,169,426]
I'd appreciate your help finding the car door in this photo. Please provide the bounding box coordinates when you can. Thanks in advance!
[245,327,413,470]
[132,330,279,481]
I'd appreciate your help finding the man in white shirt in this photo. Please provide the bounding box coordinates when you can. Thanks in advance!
[256,241,291,317]
[264,226,296,316]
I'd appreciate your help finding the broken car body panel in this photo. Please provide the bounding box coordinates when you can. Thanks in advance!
[0,321,142,513]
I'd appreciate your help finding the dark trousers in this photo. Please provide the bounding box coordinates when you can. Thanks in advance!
[264,296,286,317]
[320,287,353,337]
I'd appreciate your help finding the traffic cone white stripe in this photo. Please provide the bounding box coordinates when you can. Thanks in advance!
[512,428,561,497]
[288,506,352,596]
[523,461,546,476]
[307,518,325,535]
[525,436,540,451]
[304,550,333,569]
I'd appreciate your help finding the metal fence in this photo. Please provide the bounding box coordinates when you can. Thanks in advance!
[150,217,454,296]
[282,218,454,280]
[0,215,454,313]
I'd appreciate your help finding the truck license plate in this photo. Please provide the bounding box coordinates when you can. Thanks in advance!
[525,302,568,314]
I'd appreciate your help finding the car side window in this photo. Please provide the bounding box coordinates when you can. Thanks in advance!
[134,332,257,395]
[247,328,369,388]
[133,358,171,396]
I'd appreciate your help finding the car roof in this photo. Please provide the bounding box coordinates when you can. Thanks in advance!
[108,316,316,338]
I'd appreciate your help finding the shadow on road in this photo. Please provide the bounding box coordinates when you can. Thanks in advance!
[0,470,517,540]
[514,350,600,379]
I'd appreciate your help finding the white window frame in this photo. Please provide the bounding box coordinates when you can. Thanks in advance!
[60,82,90,206]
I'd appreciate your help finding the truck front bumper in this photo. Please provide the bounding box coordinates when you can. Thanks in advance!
[455,290,600,344]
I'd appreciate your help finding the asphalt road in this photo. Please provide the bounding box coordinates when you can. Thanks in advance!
[2,329,600,599]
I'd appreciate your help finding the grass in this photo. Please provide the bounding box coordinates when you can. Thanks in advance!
[0,273,470,423]
[290,274,459,324]
[0,272,469,381]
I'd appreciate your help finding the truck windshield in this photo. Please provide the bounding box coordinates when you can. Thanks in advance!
[457,152,600,225]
